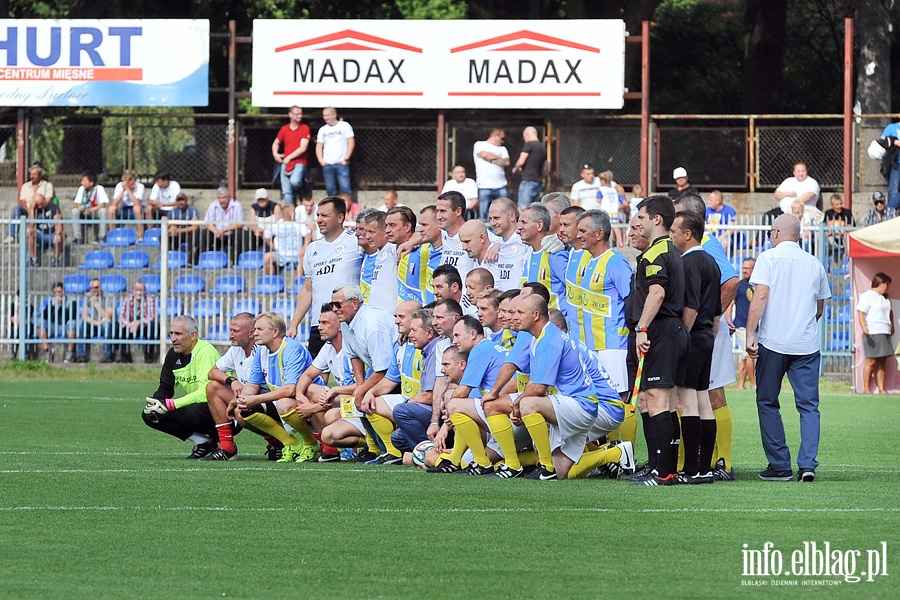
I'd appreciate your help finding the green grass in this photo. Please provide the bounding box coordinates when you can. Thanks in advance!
[0,381,896,599]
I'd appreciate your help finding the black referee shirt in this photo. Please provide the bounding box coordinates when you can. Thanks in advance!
[682,246,722,337]
[631,236,685,323]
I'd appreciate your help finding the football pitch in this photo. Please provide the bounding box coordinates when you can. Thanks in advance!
[0,379,897,599]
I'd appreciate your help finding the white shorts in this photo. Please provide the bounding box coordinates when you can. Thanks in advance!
[381,394,406,413]
[341,417,366,436]
[734,327,748,360]
[709,315,737,389]
[587,402,626,441]
[594,349,628,393]
[546,395,597,463]
[473,397,530,458]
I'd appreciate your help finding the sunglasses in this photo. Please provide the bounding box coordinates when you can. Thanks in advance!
[332,298,357,309]
[90,285,100,289]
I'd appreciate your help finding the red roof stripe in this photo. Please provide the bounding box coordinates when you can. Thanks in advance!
[276,30,422,53]
[450,30,599,54]
[491,43,557,52]
[273,91,424,96]
[315,42,382,51]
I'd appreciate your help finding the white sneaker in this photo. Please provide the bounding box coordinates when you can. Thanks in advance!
[3,235,15,243]
[617,440,635,475]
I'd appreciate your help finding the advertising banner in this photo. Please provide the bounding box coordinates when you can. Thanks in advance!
[0,19,209,106]
[252,20,625,109]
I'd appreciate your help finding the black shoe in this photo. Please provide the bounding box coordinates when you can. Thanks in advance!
[523,465,557,480]
[758,465,793,481]
[488,464,524,479]
[75,355,89,363]
[712,458,735,481]
[620,462,651,481]
[426,460,462,474]
[352,450,379,463]
[200,448,237,461]
[186,441,217,459]
[120,352,133,363]
[685,471,715,484]
[631,471,680,486]
[316,451,341,463]
[373,453,403,465]
[265,443,283,461]
[99,355,113,364]
[460,462,494,476]
[798,469,815,482]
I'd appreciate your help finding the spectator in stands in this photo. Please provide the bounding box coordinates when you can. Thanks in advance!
[511,126,546,207]
[9,292,38,360]
[864,191,898,226]
[316,107,355,202]
[79,277,116,363]
[790,199,815,253]
[441,165,479,220]
[345,196,363,222]
[26,193,63,267]
[823,193,855,264]
[856,273,894,394]
[167,193,202,265]
[629,184,644,217]
[705,190,737,246]
[7,164,54,243]
[249,188,282,250]
[473,128,510,220]
[145,172,182,219]
[879,115,900,210]
[272,105,311,214]
[71,171,109,245]
[733,257,756,391]
[668,166,698,200]
[108,170,145,240]
[203,186,244,262]
[36,281,78,364]
[569,163,600,210]
[118,279,158,363]
[376,190,403,212]
[264,206,308,275]
[597,170,624,247]
[775,162,821,212]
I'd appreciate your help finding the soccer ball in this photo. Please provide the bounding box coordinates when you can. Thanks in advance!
[412,440,434,468]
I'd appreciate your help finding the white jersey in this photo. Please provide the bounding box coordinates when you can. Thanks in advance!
[489,231,527,292]
[312,341,347,385]
[216,345,257,386]
[149,180,181,211]
[598,185,621,224]
[370,243,399,313]
[303,230,362,322]
[440,229,475,276]
[112,181,145,208]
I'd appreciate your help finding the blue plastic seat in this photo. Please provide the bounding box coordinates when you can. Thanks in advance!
[207,322,230,342]
[138,274,161,295]
[158,297,183,318]
[211,275,245,294]
[138,227,162,247]
[79,250,114,270]
[292,276,307,294]
[153,251,188,270]
[63,274,91,295]
[231,298,261,317]
[102,228,137,247]
[828,330,850,352]
[117,250,150,270]
[172,274,205,294]
[271,298,296,320]
[235,251,265,270]
[253,275,285,295]
[195,251,228,270]
[193,298,222,318]
[99,274,128,294]
[835,305,851,325]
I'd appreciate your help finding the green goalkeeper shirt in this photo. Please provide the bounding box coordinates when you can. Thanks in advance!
[151,339,221,409]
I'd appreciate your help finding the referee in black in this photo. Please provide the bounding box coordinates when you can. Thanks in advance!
[670,211,722,483]
[630,195,689,486]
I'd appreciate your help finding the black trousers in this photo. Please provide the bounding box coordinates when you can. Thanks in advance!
[141,402,218,442]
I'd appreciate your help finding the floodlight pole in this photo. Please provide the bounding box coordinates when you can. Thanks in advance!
[843,17,853,210]
[640,20,650,196]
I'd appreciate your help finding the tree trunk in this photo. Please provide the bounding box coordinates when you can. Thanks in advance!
[743,0,788,113]
[855,0,892,125]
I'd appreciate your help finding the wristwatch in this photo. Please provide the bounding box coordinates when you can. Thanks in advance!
[635,325,648,333]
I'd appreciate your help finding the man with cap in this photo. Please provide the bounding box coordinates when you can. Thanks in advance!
[570,164,601,210]
[250,188,282,250]
[864,192,898,226]
[668,167,698,201]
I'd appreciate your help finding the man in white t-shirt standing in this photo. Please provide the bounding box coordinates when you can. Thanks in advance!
[145,171,182,219]
[288,197,362,358]
[775,162,821,212]
[570,163,601,210]
[441,165,479,219]
[316,107,355,202]
[487,197,526,292]
[746,214,831,483]
[473,128,510,221]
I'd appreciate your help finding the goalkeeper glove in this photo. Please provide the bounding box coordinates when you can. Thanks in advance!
[540,233,565,254]
[143,397,169,422]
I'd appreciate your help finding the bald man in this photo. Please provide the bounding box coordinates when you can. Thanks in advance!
[459,219,500,284]
[512,126,546,207]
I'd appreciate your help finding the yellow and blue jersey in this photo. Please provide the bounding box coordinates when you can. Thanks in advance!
[521,247,568,311]
[459,339,508,396]
[396,341,424,400]
[359,251,377,303]
[398,243,441,304]
[564,248,632,351]
[249,337,313,390]
[529,323,597,414]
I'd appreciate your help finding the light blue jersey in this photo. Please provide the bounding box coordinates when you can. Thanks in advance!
[529,323,597,414]
[460,338,508,396]
[249,337,313,389]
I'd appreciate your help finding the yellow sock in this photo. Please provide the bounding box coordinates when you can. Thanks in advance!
[366,413,400,456]
[677,412,685,472]
[517,450,537,467]
[521,413,554,473]
[279,409,317,445]
[486,414,521,470]
[440,435,467,466]
[244,411,297,446]
[567,446,622,479]
[619,405,637,445]
[365,433,380,454]
[450,413,489,467]
[713,405,733,470]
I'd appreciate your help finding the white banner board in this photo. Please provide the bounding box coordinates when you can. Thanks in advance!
[0,19,209,106]
[252,20,625,109]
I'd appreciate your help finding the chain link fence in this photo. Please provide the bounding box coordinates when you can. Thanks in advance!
[757,125,843,189]
[656,126,748,191]
[555,124,640,189]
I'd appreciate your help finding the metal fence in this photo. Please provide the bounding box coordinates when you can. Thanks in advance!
[0,217,312,363]
[0,110,877,197]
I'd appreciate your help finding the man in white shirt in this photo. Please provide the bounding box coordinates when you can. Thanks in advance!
[746,214,831,483]
[775,162,821,212]
[487,197,526,292]
[458,219,500,286]
[316,107,355,201]
[376,190,404,212]
[71,171,109,245]
[203,187,245,262]
[263,204,308,275]
[570,163,601,210]
[473,128,510,220]
[145,171,182,219]
[441,165,479,218]
[108,170,146,240]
